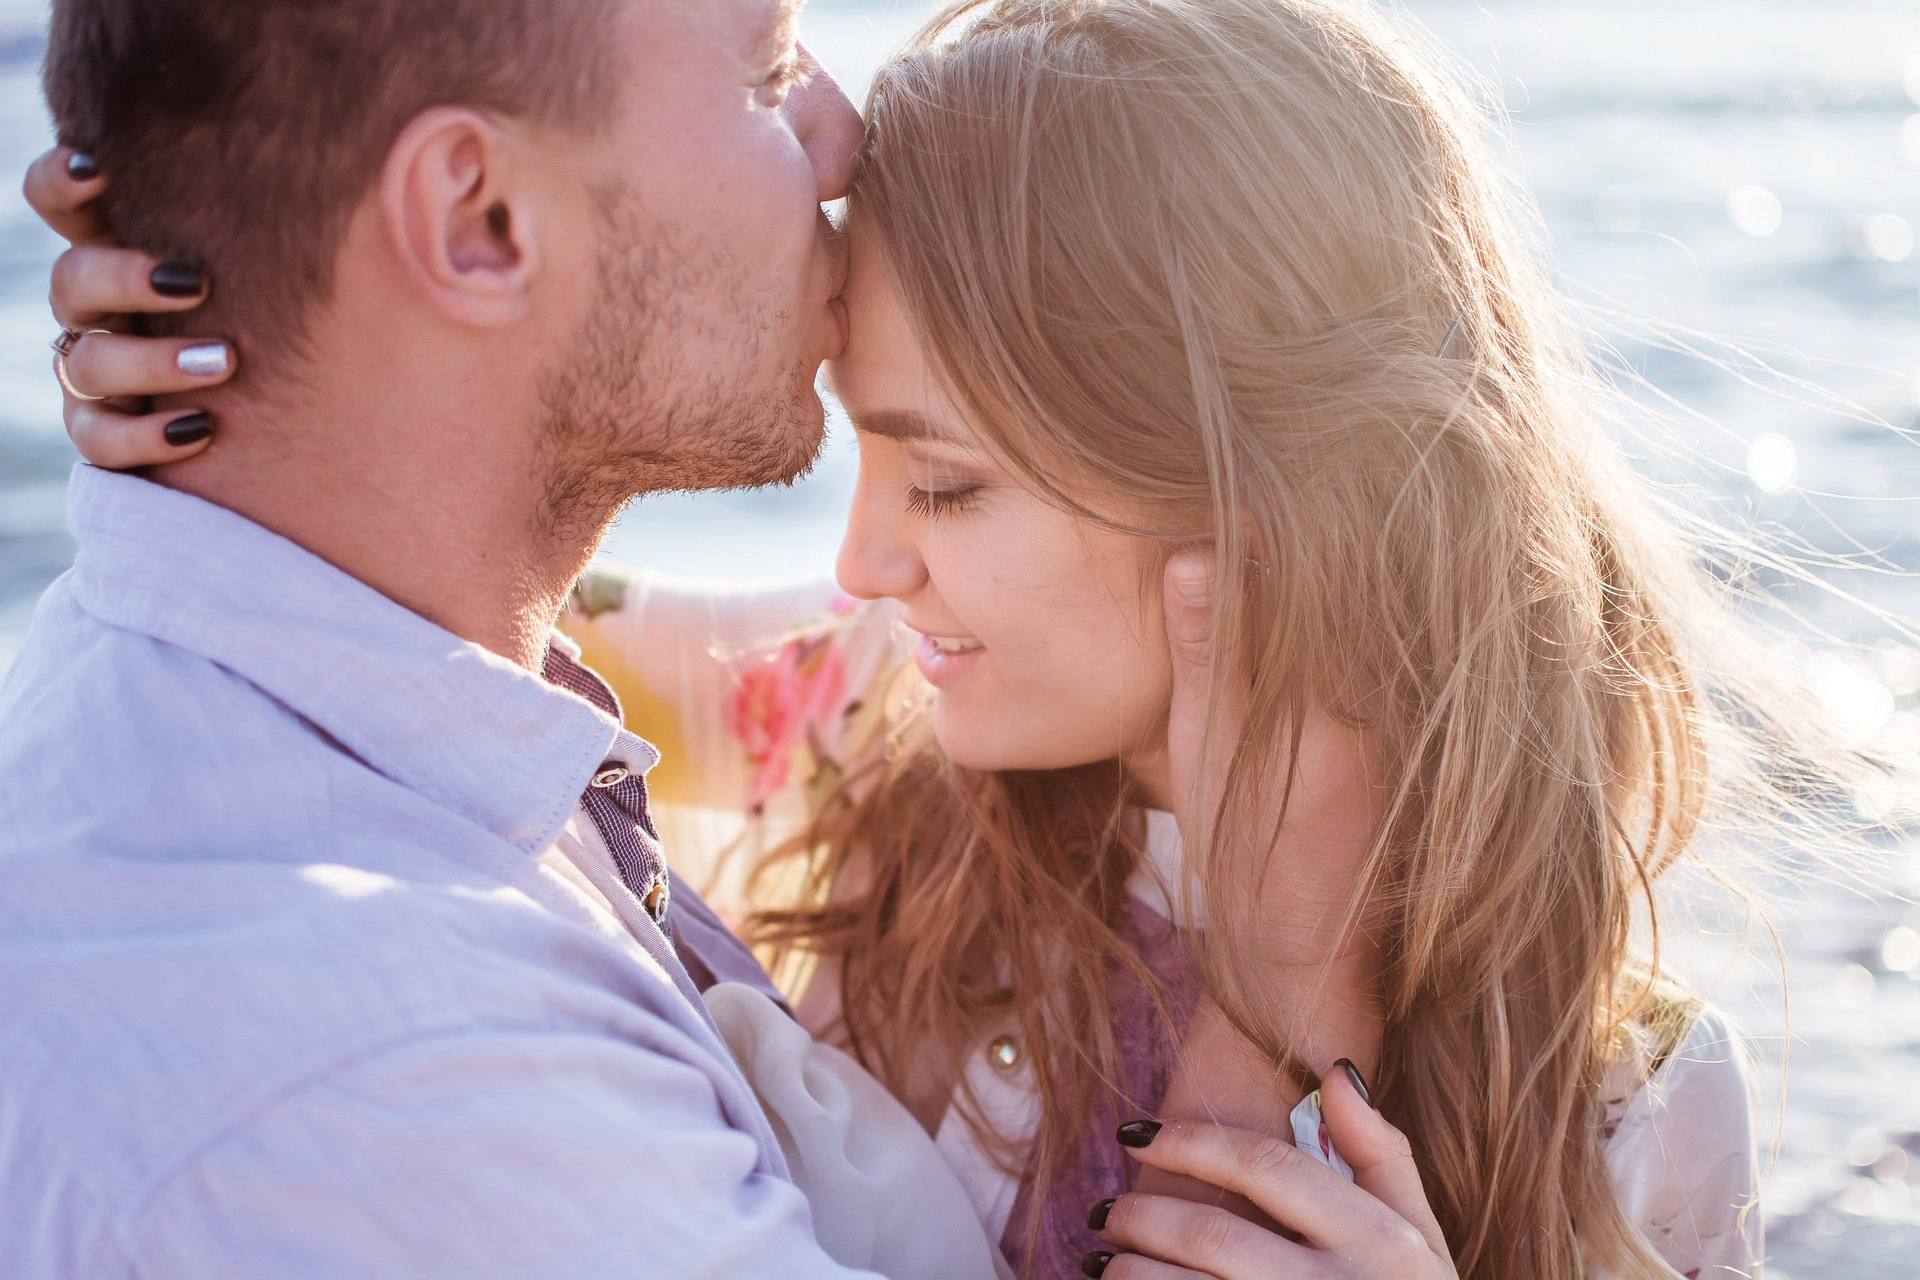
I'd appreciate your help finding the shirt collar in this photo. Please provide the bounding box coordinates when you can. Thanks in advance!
[1134,807,1206,926]
[64,465,648,857]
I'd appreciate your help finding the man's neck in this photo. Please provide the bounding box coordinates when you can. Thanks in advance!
[152,386,617,672]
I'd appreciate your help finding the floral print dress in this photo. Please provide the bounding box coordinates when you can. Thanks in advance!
[560,565,1765,1280]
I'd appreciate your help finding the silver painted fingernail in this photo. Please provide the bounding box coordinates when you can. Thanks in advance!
[177,343,231,377]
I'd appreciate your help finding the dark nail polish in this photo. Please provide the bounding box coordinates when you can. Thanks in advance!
[1080,1251,1114,1278]
[150,262,205,298]
[163,412,213,447]
[66,152,99,181]
[1116,1120,1161,1148]
[1087,1197,1116,1231]
[1335,1057,1373,1108]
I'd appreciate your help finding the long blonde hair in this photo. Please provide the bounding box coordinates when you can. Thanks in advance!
[752,1,1859,1274]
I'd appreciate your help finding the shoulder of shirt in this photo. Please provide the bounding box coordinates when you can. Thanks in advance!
[0,608,732,1254]
[1601,1000,1756,1167]
[1605,1000,1752,1105]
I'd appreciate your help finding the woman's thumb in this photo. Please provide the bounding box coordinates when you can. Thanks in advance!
[1320,1061,1450,1257]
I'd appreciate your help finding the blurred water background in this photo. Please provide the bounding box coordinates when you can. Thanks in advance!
[3,0,1920,1273]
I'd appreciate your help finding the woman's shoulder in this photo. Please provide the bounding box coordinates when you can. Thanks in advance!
[559,564,912,823]
[1601,1001,1753,1138]
[713,590,914,818]
[1600,1001,1762,1278]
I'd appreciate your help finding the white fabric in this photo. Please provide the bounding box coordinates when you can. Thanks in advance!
[933,1016,1041,1245]
[1128,808,1203,925]
[1289,1089,1355,1179]
[707,985,1019,1280]
[1600,1011,1763,1278]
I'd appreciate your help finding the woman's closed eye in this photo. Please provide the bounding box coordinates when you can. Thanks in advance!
[904,482,984,520]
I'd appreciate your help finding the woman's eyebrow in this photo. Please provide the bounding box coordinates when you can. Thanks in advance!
[847,409,960,443]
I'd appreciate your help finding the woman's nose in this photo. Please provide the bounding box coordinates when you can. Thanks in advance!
[836,475,927,604]
[784,43,863,203]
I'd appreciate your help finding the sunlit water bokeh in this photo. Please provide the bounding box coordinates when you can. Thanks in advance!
[1,1,1918,1272]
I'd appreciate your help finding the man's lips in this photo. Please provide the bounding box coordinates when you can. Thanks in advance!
[819,218,851,358]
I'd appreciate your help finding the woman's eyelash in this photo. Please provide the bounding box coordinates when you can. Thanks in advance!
[905,483,983,519]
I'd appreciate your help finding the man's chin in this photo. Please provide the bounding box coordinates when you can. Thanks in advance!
[663,383,827,495]
[736,392,827,490]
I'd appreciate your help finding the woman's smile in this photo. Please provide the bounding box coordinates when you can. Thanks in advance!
[911,630,985,686]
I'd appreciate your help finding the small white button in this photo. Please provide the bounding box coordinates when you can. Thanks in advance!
[591,762,629,788]
[987,1035,1021,1072]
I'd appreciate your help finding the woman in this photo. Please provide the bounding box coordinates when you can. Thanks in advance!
[31,0,1832,1275]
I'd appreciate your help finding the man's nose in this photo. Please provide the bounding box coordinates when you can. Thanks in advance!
[786,43,864,203]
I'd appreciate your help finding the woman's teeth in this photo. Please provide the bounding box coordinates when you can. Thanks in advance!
[928,636,982,655]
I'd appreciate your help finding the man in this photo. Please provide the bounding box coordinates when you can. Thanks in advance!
[0,0,883,1272]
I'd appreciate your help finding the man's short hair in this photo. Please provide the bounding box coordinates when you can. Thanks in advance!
[45,0,620,373]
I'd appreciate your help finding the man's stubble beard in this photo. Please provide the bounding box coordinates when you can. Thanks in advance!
[533,183,826,548]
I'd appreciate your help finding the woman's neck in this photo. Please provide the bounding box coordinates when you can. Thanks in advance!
[1135,711,1389,1214]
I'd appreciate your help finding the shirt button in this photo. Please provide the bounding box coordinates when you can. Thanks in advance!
[987,1035,1022,1072]
[591,761,630,788]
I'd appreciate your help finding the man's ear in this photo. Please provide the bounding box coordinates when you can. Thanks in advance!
[378,107,541,328]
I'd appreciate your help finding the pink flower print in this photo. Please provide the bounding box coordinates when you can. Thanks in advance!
[724,633,848,814]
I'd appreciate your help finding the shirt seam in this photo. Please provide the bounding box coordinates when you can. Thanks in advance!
[103,1014,495,1278]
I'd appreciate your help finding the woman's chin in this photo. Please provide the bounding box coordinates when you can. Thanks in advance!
[930,704,1107,775]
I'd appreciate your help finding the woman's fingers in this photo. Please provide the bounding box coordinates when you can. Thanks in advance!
[1094,1191,1308,1279]
[30,152,228,468]
[1120,1119,1418,1259]
[52,245,208,329]
[24,146,110,244]
[59,328,230,469]
[60,332,234,402]
[65,401,215,469]
[1097,1253,1217,1279]
[28,148,228,471]
[1318,1064,1450,1258]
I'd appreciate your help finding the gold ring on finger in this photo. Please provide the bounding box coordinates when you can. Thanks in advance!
[51,327,115,402]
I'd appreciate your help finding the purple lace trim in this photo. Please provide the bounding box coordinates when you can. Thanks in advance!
[1000,898,1202,1279]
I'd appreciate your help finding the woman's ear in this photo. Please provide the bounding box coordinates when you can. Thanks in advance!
[378,107,539,328]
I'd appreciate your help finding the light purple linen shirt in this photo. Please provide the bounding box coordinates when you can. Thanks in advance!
[0,466,877,1279]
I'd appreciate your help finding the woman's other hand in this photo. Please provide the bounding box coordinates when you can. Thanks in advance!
[27,146,235,466]
[1086,1068,1457,1278]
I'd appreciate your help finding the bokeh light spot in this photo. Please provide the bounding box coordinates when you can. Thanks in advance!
[1728,184,1783,238]
[1747,432,1798,494]
[1835,962,1878,1009]
[1882,926,1920,975]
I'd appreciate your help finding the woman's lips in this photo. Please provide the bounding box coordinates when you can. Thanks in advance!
[913,632,984,687]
